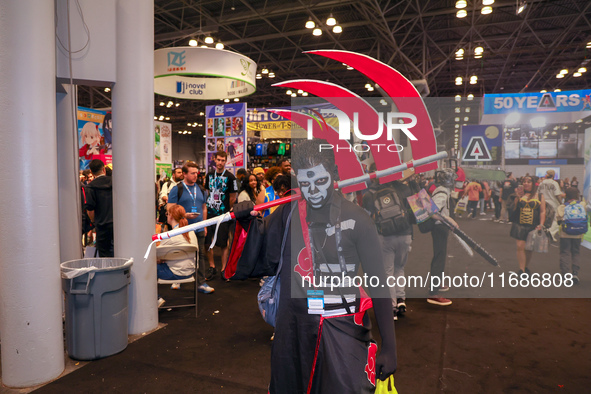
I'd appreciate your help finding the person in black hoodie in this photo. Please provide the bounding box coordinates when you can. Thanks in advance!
[85,159,114,257]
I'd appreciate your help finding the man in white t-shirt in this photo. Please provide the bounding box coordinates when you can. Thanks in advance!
[538,169,565,241]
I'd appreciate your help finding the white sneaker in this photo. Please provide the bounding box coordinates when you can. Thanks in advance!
[171,283,180,290]
[158,297,166,308]
[198,283,215,294]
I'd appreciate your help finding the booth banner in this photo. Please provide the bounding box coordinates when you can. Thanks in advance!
[460,125,502,164]
[205,103,246,172]
[156,163,173,182]
[246,104,339,138]
[154,47,256,100]
[78,107,111,170]
[154,121,172,164]
[483,90,591,115]
[582,127,591,250]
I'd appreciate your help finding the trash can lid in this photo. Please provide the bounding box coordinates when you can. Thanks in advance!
[60,258,133,279]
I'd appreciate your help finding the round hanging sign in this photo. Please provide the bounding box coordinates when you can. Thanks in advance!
[154,47,257,100]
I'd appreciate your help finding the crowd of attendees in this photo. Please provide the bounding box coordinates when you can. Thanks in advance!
[79,155,588,318]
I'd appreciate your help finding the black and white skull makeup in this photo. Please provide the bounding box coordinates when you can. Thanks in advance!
[296,164,334,209]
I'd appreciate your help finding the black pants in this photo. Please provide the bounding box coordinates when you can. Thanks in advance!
[429,224,449,295]
[196,231,207,285]
[467,200,478,218]
[491,195,501,219]
[95,223,114,257]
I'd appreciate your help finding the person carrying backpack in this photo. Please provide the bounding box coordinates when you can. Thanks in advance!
[556,187,588,284]
[363,170,415,320]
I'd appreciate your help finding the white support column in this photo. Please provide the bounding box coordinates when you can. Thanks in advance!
[57,85,83,263]
[0,0,65,387]
[112,0,158,334]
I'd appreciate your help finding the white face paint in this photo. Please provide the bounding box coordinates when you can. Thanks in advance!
[296,164,333,208]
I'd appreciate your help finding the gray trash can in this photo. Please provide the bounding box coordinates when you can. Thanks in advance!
[61,257,133,360]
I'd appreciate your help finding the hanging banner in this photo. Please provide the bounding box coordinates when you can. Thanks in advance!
[205,103,247,173]
[483,90,591,114]
[582,127,591,250]
[460,124,502,165]
[154,121,172,164]
[78,107,111,170]
[154,47,256,100]
[156,163,173,182]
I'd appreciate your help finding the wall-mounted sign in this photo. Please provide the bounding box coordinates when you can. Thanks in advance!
[461,124,502,164]
[154,47,256,100]
[483,89,591,115]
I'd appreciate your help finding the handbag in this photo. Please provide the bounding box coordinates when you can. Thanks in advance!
[257,206,294,327]
[525,229,548,253]
[375,375,398,394]
[455,195,469,214]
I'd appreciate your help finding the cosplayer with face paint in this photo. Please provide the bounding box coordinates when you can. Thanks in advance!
[232,139,397,394]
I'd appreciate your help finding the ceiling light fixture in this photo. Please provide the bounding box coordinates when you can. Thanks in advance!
[215,42,224,50]
[587,41,591,49]
[554,88,561,92]
[482,0,494,5]
[574,72,582,77]
[306,19,315,29]
[175,103,180,107]
[158,115,164,121]
[578,67,587,73]
[455,0,467,9]
[104,87,111,92]
[165,117,170,120]
[470,75,478,84]
[224,98,230,102]
[560,69,568,74]
[474,46,484,58]
[291,93,297,97]
[234,98,239,102]
[302,92,309,96]
[517,0,527,14]
[455,76,463,85]
[481,6,493,14]
[297,89,304,94]
[333,25,342,34]
[455,48,464,60]
[200,45,208,48]
[540,89,547,93]
[268,72,275,78]
[455,94,461,101]
[256,74,262,79]
[166,101,173,108]
[326,14,336,26]
[189,39,198,47]
[204,36,214,44]
[159,102,165,106]
[286,90,293,95]
[467,93,474,100]
[456,9,467,18]
[367,86,374,91]
[556,74,564,79]
[261,68,269,74]
[313,28,322,36]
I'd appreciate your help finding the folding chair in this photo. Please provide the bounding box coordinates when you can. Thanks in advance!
[156,244,198,317]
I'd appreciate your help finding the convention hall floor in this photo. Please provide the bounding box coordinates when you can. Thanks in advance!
[4,212,591,393]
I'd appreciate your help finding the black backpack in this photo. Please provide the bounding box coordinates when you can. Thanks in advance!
[367,187,411,236]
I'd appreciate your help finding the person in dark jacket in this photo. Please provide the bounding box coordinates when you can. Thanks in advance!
[85,159,114,257]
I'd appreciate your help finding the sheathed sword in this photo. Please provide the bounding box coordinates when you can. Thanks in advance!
[143,151,448,259]
[433,213,500,267]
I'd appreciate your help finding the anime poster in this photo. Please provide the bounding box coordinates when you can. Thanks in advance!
[207,118,214,137]
[407,189,439,223]
[155,121,172,164]
[156,163,172,182]
[205,103,247,173]
[226,136,244,166]
[78,107,111,170]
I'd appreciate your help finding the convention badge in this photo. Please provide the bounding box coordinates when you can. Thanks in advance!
[191,206,198,213]
[307,290,324,314]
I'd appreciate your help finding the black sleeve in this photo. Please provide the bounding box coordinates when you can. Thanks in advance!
[353,208,390,299]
